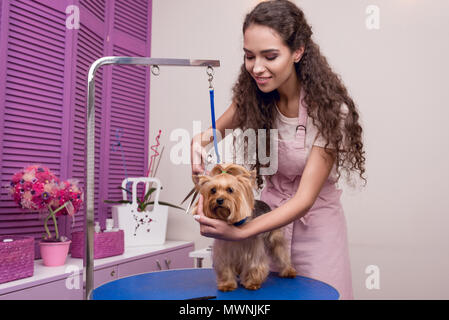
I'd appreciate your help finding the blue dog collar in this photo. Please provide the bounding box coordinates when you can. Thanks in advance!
[233,217,247,226]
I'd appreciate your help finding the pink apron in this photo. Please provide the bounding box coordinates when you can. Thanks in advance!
[260,93,354,300]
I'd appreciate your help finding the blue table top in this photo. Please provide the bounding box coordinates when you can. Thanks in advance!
[92,268,339,300]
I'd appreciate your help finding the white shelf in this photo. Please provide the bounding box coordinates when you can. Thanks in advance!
[188,246,212,259]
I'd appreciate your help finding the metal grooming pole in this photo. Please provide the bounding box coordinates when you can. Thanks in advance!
[85,56,220,300]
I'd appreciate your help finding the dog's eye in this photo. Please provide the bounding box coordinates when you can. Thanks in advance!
[227,187,233,194]
[211,188,216,194]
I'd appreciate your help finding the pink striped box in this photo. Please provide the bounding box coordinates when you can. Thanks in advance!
[0,236,34,284]
[71,230,124,259]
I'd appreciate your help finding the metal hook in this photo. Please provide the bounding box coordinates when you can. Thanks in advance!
[204,153,213,175]
[151,65,160,76]
[207,65,214,89]
[206,65,214,76]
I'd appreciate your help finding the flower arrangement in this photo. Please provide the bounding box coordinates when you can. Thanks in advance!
[10,165,84,242]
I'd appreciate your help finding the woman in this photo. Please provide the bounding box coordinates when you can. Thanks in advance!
[191,0,366,300]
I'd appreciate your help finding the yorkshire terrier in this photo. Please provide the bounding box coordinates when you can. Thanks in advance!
[192,163,296,291]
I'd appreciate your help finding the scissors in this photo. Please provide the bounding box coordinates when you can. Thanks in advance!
[181,153,214,214]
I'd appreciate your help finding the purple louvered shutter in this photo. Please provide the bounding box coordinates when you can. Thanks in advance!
[0,0,76,258]
[0,0,151,257]
[66,0,108,235]
[67,0,151,231]
[100,0,151,221]
[0,0,2,35]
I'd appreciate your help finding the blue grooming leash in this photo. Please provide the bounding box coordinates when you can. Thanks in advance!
[207,66,221,164]
[181,68,221,214]
[209,88,221,164]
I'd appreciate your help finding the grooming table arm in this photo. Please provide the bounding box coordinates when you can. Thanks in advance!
[85,56,220,300]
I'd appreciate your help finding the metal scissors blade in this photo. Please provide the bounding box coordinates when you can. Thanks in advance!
[181,185,199,214]
[181,187,196,205]
[185,190,199,214]
[181,153,214,214]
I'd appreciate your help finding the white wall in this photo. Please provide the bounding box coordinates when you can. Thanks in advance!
[150,0,449,299]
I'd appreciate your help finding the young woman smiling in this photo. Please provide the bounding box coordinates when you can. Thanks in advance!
[191,0,366,300]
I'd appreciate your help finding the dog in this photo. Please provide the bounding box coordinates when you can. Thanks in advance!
[192,163,296,291]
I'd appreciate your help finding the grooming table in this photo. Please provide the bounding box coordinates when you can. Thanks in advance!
[91,268,339,300]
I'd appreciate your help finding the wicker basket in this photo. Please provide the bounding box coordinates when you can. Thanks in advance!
[71,230,124,259]
[0,235,35,284]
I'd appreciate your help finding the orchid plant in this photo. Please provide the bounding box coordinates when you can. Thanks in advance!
[104,185,184,212]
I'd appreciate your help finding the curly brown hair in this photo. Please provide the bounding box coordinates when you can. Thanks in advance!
[231,0,366,190]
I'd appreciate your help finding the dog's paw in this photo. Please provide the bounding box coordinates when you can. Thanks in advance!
[242,281,262,291]
[218,281,238,292]
[279,266,297,278]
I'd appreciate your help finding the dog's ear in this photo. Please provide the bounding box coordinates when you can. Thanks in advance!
[198,175,211,186]
[236,169,257,188]
[218,163,247,177]
[193,174,211,190]
[210,163,225,176]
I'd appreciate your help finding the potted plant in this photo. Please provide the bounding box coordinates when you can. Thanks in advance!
[105,178,185,246]
[10,165,83,266]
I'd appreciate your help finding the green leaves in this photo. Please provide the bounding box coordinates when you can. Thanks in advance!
[104,185,185,212]
[144,187,157,203]
[103,200,131,204]
[145,201,185,211]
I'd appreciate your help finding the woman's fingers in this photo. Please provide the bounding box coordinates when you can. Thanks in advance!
[199,225,217,238]
[194,195,222,235]
[193,195,204,217]
[193,195,242,240]
[191,134,207,175]
[191,152,204,176]
[193,195,215,227]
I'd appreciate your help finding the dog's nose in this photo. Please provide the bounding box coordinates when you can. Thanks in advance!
[216,198,224,205]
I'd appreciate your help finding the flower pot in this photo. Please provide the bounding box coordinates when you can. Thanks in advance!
[39,240,71,267]
[112,177,168,247]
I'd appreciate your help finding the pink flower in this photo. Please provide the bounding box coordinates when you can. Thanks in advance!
[22,171,35,182]
[32,182,44,194]
[54,180,83,217]
[10,165,59,211]
[11,171,24,184]
[21,197,36,210]
[23,181,33,191]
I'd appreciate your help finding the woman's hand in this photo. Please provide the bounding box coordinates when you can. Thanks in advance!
[191,133,209,177]
[193,195,246,241]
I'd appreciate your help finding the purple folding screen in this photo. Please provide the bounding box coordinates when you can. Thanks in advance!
[0,0,152,258]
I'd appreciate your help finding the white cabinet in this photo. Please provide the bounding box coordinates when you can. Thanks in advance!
[0,241,194,300]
